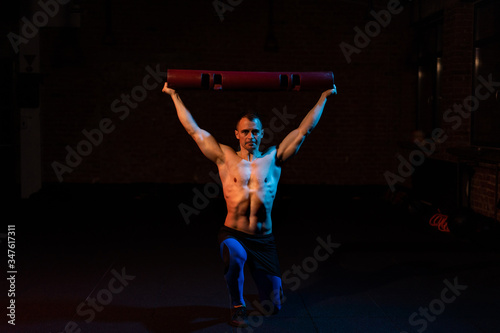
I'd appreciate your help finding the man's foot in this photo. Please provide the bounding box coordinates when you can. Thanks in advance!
[229,305,249,327]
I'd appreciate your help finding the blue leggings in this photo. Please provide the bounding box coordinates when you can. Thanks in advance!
[220,237,283,312]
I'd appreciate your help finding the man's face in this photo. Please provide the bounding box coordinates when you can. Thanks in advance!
[235,117,264,152]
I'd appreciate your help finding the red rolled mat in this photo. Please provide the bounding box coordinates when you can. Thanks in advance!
[166,69,334,91]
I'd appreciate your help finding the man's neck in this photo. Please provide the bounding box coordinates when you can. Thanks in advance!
[237,148,261,161]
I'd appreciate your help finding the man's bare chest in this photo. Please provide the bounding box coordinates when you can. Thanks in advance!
[222,152,281,188]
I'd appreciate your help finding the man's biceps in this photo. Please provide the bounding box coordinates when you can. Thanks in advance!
[277,135,293,153]
[284,132,305,148]
[201,137,224,156]
[192,130,215,145]
[275,142,286,157]
[196,141,220,161]
[287,136,306,155]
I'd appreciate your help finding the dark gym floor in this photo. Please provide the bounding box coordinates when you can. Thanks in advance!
[3,184,500,333]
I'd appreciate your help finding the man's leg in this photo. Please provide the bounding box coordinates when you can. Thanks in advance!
[220,237,247,306]
[251,269,283,315]
[220,237,249,327]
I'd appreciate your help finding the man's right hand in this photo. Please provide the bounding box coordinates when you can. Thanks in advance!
[162,82,176,96]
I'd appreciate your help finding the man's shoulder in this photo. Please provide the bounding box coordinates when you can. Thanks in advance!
[261,146,283,165]
[261,145,278,156]
[220,144,236,154]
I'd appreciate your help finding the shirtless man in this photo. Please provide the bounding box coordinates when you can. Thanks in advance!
[163,82,337,327]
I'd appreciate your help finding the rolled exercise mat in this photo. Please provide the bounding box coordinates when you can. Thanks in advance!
[166,69,334,91]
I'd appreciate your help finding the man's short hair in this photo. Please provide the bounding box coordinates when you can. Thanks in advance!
[235,111,263,130]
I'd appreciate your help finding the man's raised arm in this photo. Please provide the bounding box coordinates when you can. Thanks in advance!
[162,82,225,164]
[276,85,337,163]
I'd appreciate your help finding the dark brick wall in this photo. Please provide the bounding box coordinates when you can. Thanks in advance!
[10,0,497,221]
[439,0,475,155]
[30,0,498,222]
[470,166,498,220]
[38,0,417,185]
[428,1,499,221]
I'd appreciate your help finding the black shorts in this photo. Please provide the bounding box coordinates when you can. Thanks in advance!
[218,226,282,277]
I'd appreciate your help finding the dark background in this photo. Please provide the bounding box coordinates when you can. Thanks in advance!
[2,0,500,222]
[2,1,500,332]
[4,0,417,188]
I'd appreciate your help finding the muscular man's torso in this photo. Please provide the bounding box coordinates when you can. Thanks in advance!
[218,146,282,235]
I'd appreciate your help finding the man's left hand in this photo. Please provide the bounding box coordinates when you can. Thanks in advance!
[322,84,337,99]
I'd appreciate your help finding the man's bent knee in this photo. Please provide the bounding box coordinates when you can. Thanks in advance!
[220,239,247,274]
